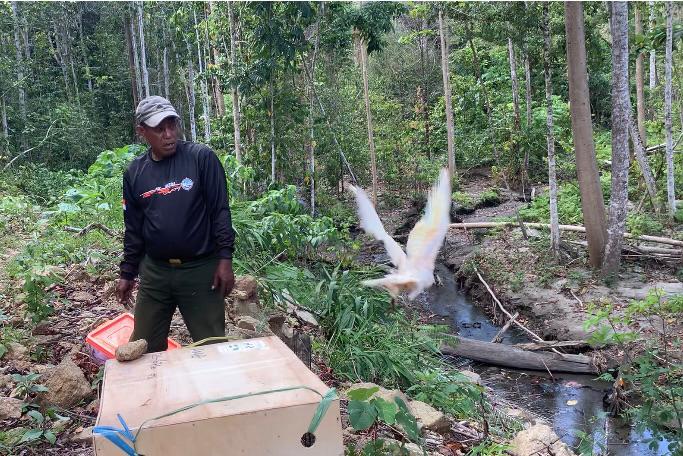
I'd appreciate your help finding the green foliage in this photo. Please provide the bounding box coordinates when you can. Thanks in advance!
[10,373,48,400]
[452,191,474,209]
[519,184,584,225]
[627,213,664,237]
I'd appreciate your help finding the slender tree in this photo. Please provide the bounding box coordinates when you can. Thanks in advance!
[438,8,456,179]
[649,0,657,89]
[542,4,560,258]
[136,1,149,97]
[635,5,647,146]
[664,1,675,215]
[208,1,226,118]
[629,112,659,212]
[565,1,607,268]
[10,1,26,144]
[130,15,143,103]
[308,4,322,216]
[227,1,242,162]
[602,1,630,277]
[359,34,378,204]
[185,40,197,142]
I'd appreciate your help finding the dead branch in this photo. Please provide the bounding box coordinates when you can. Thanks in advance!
[2,120,57,172]
[64,223,118,237]
[450,222,683,248]
[491,312,518,343]
[513,340,590,351]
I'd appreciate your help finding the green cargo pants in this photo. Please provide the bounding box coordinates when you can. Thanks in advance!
[131,255,225,352]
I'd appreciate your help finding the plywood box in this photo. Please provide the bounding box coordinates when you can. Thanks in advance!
[94,336,344,456]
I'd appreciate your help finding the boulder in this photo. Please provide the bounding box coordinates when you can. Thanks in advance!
[70,426,94,443]
[458,370,482,385]
[409,400,450,434]
[40,359,92,408]
[115,339,148,362]
[0,396,23,419]
[510,424,576,456]
[0,374,13,390]
[5,342,29,361]
[236,316,260,332]
[232,275,258,300]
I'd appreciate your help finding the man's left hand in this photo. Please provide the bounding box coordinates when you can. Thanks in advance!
[212,259,235,297]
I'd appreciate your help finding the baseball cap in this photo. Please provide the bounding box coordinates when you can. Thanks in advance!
[135,96,179,127]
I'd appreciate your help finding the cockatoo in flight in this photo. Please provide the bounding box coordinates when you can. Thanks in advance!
[349,168,451,300]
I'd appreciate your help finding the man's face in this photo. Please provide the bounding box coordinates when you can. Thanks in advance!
[137,117,179,160]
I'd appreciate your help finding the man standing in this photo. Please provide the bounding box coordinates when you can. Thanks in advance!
[116,95,235,352]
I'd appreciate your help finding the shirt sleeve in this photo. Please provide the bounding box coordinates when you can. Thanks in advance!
[201,149,236,260]
[119,170,145,279]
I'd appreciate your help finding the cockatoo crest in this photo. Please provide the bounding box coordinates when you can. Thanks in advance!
[349,168,451,299]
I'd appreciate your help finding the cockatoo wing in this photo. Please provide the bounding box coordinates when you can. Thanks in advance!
[405,168,451,270]
[349,185,407,269]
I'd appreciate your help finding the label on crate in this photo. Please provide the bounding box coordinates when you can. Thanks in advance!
[218,340,268,354]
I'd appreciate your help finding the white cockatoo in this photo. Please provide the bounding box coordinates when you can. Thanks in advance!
[349,168,451,299]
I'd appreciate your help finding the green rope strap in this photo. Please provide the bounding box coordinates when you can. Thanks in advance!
[131,386,338,453]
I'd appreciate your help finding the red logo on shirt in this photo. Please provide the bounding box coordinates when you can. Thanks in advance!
[141,181,182,199]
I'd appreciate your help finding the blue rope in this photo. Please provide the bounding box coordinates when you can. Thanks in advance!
[92,414,138,456]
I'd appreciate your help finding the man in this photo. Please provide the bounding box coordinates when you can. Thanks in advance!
[116,95,235,352]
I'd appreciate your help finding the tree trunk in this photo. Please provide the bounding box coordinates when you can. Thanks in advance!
[420,18,430,158]
[49,24,72,101]
[185,40,197,142]
[124,16,140,109]
[194,10,211,143]
[629,112,659,212]
[664,1,675,216]
[228,1,242,162]
[438,9,456,180]
[467,29,499,162]
[508,38,522,131]
[602,1,631,277]
[77,5,93,93]
[207,1,226,117]
[1,95,8,139]
[565,1,607,268]
[649,0,657,90]
[635,6,647,146]
[270,74,276,183]
[359,37,378,205]
[136,1,149,98]
[130,15,143,103]
[11,1,27,140]
[542,4,560,258]
[524,54,532,128]
[309,5,322,216]
[162,25,170,100]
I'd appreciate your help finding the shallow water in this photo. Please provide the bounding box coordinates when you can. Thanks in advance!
[425,263,672,456]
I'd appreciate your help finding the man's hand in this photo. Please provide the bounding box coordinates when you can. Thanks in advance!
[116,278,135,309]
[212,259,235,297]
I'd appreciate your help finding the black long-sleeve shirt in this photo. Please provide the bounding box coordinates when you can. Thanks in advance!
[119,141,235,280]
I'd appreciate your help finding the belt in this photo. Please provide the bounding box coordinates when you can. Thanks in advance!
[149,251,216,265]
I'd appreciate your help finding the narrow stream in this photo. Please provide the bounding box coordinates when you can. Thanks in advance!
[425,263,671,456]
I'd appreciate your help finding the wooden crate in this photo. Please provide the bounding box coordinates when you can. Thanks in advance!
[94,336,343,455]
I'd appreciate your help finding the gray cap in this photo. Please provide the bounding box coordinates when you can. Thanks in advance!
[135,96,179,127]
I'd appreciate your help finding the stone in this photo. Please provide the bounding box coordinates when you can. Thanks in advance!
[51,416,72,434]
[71,291,96,303]
[5,342,29,361]
[0,374,13,390]
[510,424,577,456]
[40,359,92,408]
[115,339,148,362]
[232,275,258,300]
[294,308,319,327]
[236,316,260,332]
[381,439,439,456]
[505,407,535,423]
[267,314,287,335]
[0,396,23,419]
[70,426,94,443]
[458,370,482,385]
[409,400,450,434]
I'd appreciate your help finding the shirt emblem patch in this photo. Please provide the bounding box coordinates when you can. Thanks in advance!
[181,177,194,191]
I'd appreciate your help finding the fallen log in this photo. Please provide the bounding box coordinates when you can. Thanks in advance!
[450,222,683,248]
[440,338,598,374]
[513,340,590,351]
